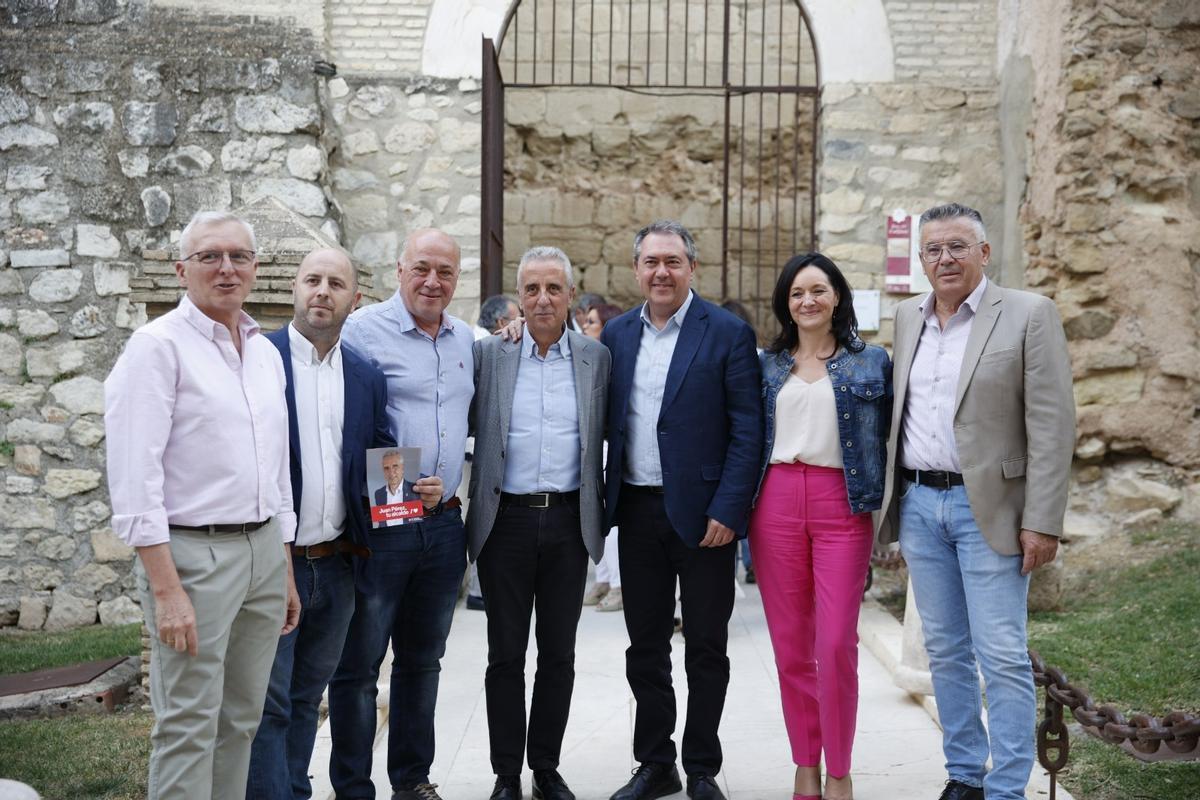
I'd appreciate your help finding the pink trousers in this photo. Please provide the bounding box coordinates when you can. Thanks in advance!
[748,462,873,777]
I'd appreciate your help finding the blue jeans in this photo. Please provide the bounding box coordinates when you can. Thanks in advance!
[899,483,1034,800]
[327,509,466,797]
[247,551,355,800]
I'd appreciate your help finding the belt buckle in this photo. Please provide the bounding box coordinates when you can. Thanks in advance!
[530,492,551,509]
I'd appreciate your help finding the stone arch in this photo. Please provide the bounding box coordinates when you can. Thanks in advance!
[420,0,897,83]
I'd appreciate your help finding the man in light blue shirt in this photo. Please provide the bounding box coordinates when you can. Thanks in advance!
[327,228,475,800]
[467,247,611,800]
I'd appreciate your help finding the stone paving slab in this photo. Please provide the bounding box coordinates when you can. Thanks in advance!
[310,580,1071,800]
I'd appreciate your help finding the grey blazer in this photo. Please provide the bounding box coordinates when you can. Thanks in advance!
[466,330,612,563]
[877,281,1075,556]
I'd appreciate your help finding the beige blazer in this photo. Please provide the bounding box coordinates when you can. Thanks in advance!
[877,281,1075,556]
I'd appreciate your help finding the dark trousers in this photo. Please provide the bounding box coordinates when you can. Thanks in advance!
[248,551,356,800]
[617,485,736,778]
[327,508,467,797]
[476,500,589,776]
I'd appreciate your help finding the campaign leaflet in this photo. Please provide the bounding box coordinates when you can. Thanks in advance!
[366,446,424,527]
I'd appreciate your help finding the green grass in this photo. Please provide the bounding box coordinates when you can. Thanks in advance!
[0,710,152,799]
[1028,522,1200,800]
[0,623,141,675]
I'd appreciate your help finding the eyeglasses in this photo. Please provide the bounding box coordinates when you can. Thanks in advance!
[919,241,985,264]
[182,250,257,268]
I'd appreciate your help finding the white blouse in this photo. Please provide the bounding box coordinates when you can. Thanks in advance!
[769,372,843,469]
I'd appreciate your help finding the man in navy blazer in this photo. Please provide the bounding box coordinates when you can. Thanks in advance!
[601,221,763,800]
[248,248,395,800]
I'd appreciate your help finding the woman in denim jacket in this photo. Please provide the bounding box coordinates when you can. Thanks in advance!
[748,253,892,800]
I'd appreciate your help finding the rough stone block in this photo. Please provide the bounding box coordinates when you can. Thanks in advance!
[93,262,131,296]
[187,97,229,133]
[383,121,435,155]
[242,178,327,218]
[6,165,51,191]
[287,145,323,180]
[17,309,59,339]
[130,60,164,99]
[11,249,70,268]
[44,591,97,631]
[74,501,110,532]
[17,190,71,224]
[36,535,77,560]
[220,137,285,172]
[69,417,105,446]
[0,332,22,377]
[1107,476,1182,514]
[343,129,380,157]
[118,149,150,178]
[6,476,36,494]
[1,494,57,528]
[0,124,59,151]
[172,179,233,220]
[29,269,83,303]
[115,298,147,330]
[49,375,104,415]
[18,596,47,631]
[44,468,102,499]
[73,563,120,595]
[139,185,173,227]
[122,102,178,146]
[99,596,142,625]
[25,341,87,378]
[14,445,42,476]
[348,85,393,119]
[0,87,31,126]
[52,102,115,133]
[437,117,480,154]
[154,145,214,177]
[69,305,108,338]
[76,224,121,258]
[234,95,318,134]
[1074,369,1144,406]
[91,528,132,563]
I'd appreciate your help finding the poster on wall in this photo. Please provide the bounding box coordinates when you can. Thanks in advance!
[884,209,931,295]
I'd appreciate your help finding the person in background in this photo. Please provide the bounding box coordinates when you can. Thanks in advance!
[748,253,891,800]
[572,291,607,334]
[719,298,761,586]
[249,247,395,800]
[581,302,627,612]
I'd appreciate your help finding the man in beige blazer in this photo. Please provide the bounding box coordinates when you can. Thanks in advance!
[877,203,1074,800]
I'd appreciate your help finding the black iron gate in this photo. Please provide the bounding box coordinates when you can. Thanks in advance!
[481,0,820,325]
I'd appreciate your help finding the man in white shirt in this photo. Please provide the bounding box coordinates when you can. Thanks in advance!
[248,248,396,800]
[105,211,300,800]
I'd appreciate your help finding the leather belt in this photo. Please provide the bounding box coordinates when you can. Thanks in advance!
[500,490,579,509]
[622,483,665,496]
[901,468,964,489]
[171,518,272,534]
[428,496,462,516]
[292,541,340,559]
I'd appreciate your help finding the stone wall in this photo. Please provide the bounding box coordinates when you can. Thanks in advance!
[1019,0,1200,532]
[0,6,332,629]
[323,75,484,322]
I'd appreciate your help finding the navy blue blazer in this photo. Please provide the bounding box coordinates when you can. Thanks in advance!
[266,327,395,563]
[601,293,763,545]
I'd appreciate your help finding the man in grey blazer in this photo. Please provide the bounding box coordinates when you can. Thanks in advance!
[468,246,611,800]
[877,203,1074,800]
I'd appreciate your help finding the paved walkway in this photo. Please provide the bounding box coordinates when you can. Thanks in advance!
[310,578,1068,800]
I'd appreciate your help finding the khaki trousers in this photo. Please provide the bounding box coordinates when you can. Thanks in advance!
[138,521,287,800]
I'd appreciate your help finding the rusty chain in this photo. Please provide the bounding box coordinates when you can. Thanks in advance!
[1029,648,1200,798]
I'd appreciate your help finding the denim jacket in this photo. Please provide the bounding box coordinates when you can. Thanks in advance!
[754,342,892,513]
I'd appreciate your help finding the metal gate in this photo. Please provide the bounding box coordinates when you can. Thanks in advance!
[481,0,819,326]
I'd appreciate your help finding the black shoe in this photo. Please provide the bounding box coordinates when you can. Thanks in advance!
[609,762,682,800]
[744,566,756,584]
[686,774,725,800]
[937,780,984,800]
[467,594,486,611]
[532,769,575,800]
[490,775,522,800]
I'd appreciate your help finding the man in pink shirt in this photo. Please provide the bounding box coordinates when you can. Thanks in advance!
[105,210,301,800]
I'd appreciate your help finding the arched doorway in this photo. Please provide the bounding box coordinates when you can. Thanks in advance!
[481,0,820,328]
